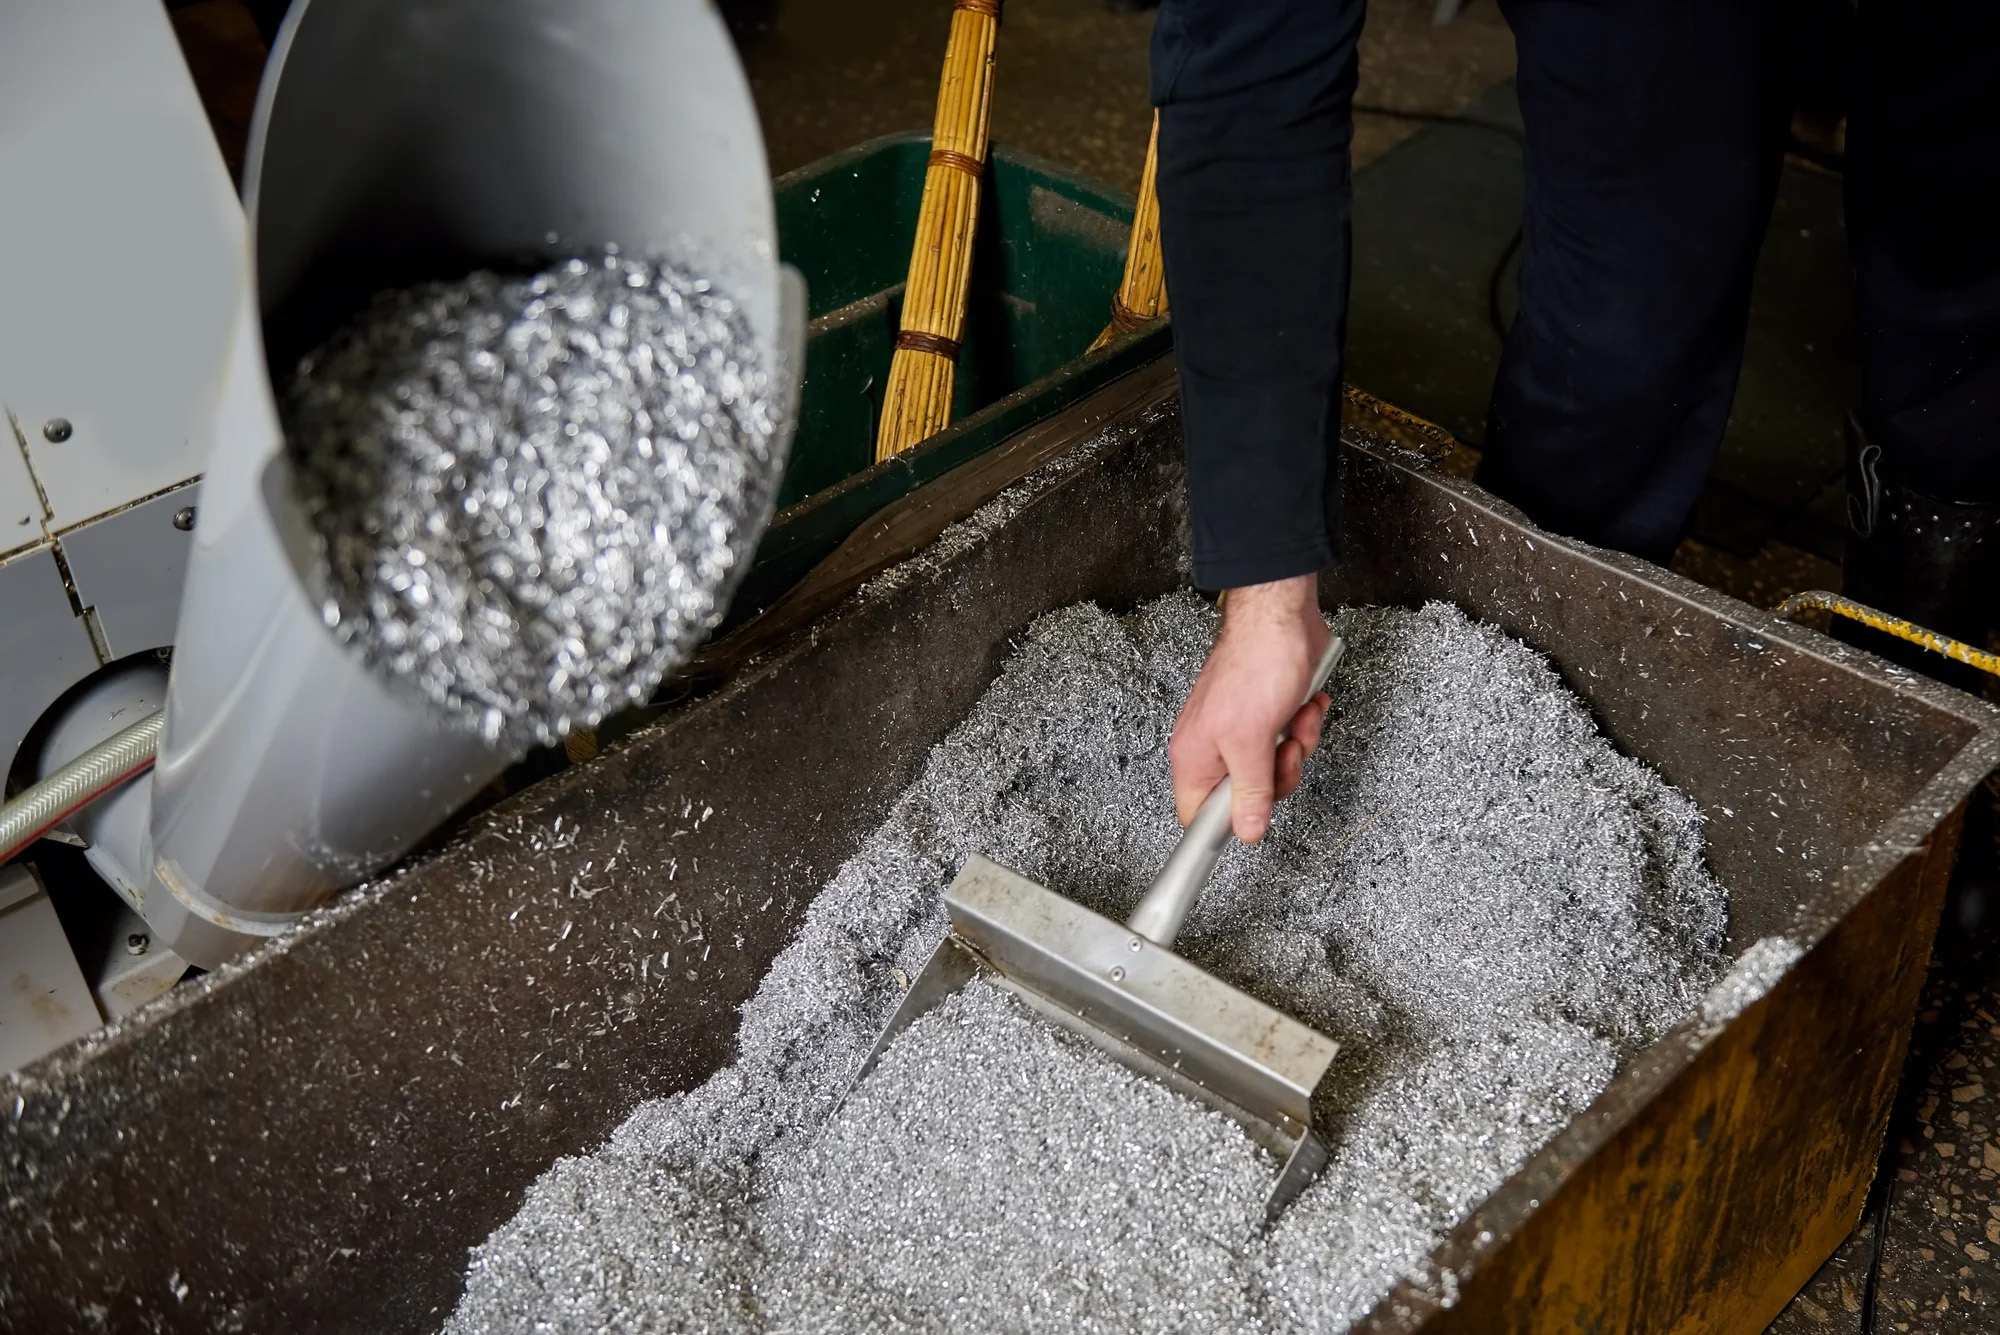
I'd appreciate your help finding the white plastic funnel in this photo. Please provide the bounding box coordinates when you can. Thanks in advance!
[147,0,803,966]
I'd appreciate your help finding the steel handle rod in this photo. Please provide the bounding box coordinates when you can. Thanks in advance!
[1125,633,1344,946]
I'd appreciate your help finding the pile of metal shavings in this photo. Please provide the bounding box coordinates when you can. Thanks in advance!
[446,594,1731,1334]
[1696,934,1804,1035]
[283,253,787,749]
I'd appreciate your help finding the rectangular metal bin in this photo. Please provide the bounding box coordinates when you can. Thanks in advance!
[5,365,1997,1334]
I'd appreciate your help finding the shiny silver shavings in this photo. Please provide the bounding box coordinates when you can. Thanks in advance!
[447,595,1730,1333]
[284,254,786,748]
[1697,934,1804,1032]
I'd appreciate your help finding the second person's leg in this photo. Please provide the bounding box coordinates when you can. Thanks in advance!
[1479,0,1793,565]
[1840,0,2000,652]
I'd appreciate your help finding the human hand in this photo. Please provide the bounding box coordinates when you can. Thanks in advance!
[1168,574,1332,844]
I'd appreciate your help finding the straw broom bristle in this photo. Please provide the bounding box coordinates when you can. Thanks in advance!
[876,0,1002,462]
[1090,112,1168,353]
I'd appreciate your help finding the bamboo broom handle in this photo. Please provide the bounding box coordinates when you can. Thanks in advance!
[875,0,1002,462]
[1090,111,1168,353]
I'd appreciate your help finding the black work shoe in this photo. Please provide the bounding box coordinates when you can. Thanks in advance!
[1838,414,2000,692]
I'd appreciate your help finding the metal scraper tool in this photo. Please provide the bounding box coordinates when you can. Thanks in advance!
[849,634,1346,1221]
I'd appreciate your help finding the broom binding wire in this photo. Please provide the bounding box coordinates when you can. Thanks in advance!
[927,148,984,176]
[896,329,962,359]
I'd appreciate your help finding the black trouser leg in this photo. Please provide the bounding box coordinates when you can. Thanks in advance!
[1837,3,2000,662]
[1847,2,2000,507]
[1477,0,1792,565]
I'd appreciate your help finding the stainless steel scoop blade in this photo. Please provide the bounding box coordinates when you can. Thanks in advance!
[848,634,1346,1222]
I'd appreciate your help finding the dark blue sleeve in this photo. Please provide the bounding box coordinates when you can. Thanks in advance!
[1151,0,1362,589]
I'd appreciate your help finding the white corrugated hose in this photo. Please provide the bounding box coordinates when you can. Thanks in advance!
[0,712,162,864]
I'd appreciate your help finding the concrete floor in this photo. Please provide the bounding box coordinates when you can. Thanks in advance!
[729,0,1519,190]
[161,3,1998,1330]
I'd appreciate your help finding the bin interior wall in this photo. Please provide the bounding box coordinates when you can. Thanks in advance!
[1326,449,1979,948]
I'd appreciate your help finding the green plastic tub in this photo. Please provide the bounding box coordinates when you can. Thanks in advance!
[732,132,1172,619]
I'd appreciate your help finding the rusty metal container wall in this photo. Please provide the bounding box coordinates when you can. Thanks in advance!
[4,372,1997,1334]
[1328,446,1992,1332]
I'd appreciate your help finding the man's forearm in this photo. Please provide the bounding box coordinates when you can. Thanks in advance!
[1221,573,1320,627]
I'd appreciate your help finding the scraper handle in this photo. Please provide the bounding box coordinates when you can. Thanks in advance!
[1125,633,1344,947]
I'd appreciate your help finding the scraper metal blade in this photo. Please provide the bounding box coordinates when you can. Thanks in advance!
[848,634,1347,1222]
